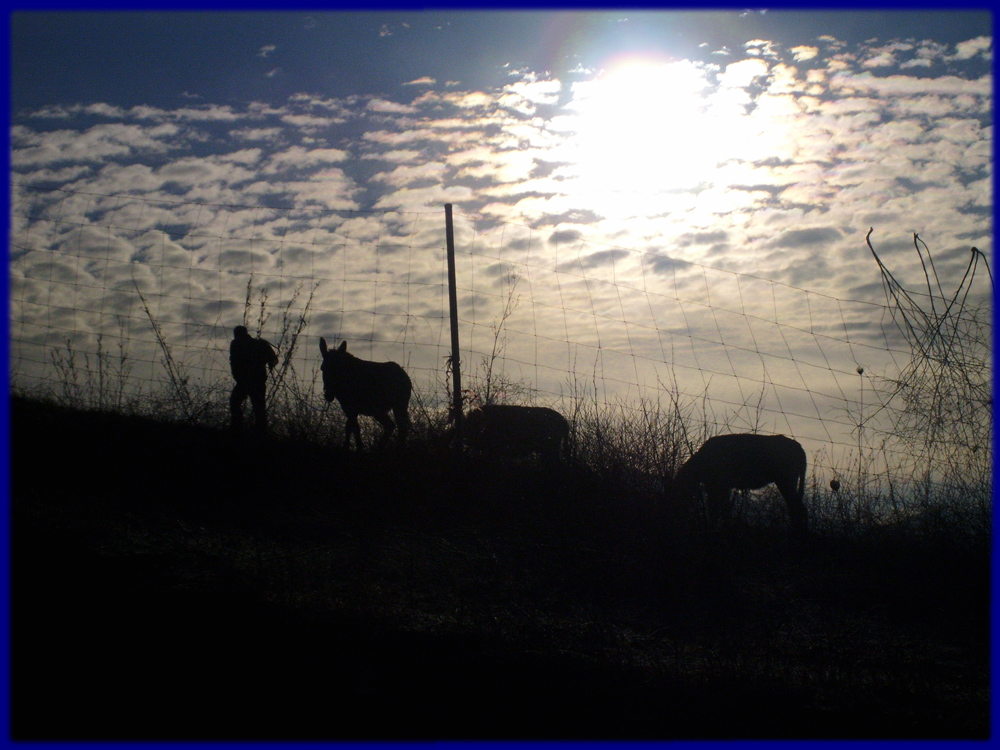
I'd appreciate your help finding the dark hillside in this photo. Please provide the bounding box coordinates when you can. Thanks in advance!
[9,397,990,739]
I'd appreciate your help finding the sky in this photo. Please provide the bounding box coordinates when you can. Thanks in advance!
[7,9,994,468]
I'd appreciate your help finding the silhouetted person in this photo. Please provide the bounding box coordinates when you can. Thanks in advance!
[230,325,278,433]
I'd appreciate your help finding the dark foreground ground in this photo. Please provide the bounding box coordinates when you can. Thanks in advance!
[9,397,992,740]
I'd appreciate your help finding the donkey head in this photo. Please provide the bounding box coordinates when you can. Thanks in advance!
[318,337,350,403]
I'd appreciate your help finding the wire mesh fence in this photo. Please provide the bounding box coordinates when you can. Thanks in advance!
[9,183,992,502]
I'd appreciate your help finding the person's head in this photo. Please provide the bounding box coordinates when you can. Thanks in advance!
[233,325,249,339]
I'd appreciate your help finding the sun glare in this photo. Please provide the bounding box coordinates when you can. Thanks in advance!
[565,57,732,207]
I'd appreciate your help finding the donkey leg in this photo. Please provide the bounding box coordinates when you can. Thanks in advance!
[373,412,396,448]
[706,485,733,527]
[778,478,809,534]
[541,438,559,466]
[344,414,363,450]
[393,406,410,445]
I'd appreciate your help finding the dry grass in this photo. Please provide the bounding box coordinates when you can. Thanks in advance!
[9,396,990,740]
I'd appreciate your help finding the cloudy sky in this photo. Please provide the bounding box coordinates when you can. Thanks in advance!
[9,10,993,464]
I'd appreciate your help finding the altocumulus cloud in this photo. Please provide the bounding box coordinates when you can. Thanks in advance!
[9,28,992,454]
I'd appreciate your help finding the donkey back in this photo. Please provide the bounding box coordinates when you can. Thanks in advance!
[464,404,569,462]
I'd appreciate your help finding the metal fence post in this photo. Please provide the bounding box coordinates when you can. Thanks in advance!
[445,203,463,450]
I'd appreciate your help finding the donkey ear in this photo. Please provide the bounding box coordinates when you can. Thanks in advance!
[319,337,328,355]
[338,340,348,353]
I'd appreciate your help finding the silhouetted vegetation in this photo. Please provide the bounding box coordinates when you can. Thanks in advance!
[10,234,990,738]
[10,394,989,740]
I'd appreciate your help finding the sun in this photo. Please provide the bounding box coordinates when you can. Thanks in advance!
[561,56,730,206]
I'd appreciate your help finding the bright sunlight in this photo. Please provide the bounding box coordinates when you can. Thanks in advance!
[557,56,755,214]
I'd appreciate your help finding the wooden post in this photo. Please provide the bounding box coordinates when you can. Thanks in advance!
[445,203,463,449]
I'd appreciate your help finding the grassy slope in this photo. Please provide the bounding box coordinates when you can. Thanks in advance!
[9,397,990,740]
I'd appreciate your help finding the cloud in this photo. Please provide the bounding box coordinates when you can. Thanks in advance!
[674,230,730,248]
[576,247,630,270]
[412,89,496,110]
[11,122,175,168]
[129,103,245,122]
[862,52,897,68]
[278,113,337,131]
[67,162,163,195]
[362,149,424,164]
[829,71,991,98]
[83,102,128,118]
[765,227,842,250]
[372,183,474,211]
[258,44,276,58]
[263,146,350,174]
[363,128,442,146]
[899,58,933,70]
[745,39,779,59]
[11,164,91,186]
[718,58,770,88]
[156,156,258,196]
[502,77,562,106]
[953,36,992,60]
[9,27,992,457]
[274,171,361,209]
[217,148,263,166]
[232,127,283,142]
[789,46,818,62]
[548,229,583,245]
[367,98,419,114]
[643,253,684,275]
[371,162,447,188]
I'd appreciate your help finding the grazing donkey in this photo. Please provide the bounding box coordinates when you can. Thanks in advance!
[319,338,412,450]
[462,404,569,464]
[671,433,808,533]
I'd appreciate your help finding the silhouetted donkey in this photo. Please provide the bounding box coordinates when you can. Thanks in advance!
[319,338,411,450]
[462,404,569,464]
[668,433,808,534]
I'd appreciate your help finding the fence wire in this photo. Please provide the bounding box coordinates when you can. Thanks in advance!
[9,184,991,498]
